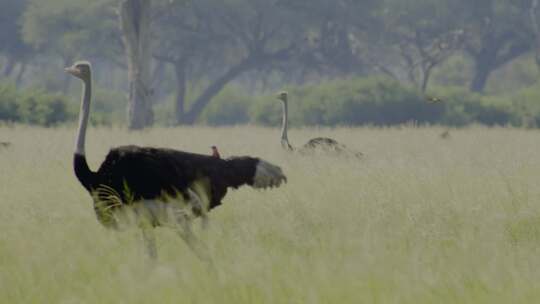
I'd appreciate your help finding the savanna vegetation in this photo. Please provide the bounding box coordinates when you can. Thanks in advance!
[3,0,540,302]
[2,126,540,303]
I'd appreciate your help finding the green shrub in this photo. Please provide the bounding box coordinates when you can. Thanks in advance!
[0,82,20,122]
[500,84,540,128]
[0,83,76,126]
[89,89,126,126]
[430,86,515,127]
[1,76,537,128]
[250,95,282,126]
[0,81,129,126]
[250,78,526,128]
[432,55,473,88]
[16,88,75,126]
[252,77,445,126]
[155,86,252,126]
[200,86,251,126]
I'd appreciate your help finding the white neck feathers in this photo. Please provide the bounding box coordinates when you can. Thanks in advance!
[280,99,290,148]
[75,78,91,155]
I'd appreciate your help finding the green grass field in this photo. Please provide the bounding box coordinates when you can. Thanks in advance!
[1,125,540,303]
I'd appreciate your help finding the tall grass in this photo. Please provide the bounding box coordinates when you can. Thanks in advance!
[1,125,540,303]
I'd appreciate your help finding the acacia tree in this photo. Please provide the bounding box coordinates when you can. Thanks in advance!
[463,0,533,92]
[280,0,380,78]
[154,0,303,125]
[22,0,178,128]
[373,0,466,92]
[153,0,228,124]
[22,0,120,92]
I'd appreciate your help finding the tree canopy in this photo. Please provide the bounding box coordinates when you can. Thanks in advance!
[0,0,539,126]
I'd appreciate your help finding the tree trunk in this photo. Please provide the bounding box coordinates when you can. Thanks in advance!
[150,60,165,91]
[181,58,254,125]
[469,48,497,93]
[468,33,530,93]
[470,65,492,93]
[119,0,153,130]
[420,68,430,93]
[173,61,187,125]
[531,0,540,71]
[15,62,26,87]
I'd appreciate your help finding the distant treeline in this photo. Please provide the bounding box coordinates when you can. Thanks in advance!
[3,77,540,128]
[2,0,540,128]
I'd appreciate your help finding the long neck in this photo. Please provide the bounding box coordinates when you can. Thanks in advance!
[280,99,292,150]
[73,77,96,191]
[76,78,91,155]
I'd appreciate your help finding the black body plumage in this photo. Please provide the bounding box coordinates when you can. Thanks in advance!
[74,145,268,227]
[304,137,340,148]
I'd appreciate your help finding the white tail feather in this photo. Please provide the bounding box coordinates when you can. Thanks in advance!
[253,160,287,189]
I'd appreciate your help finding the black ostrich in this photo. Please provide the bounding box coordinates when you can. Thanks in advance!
[66,61,287,259]
[276,91,362,157]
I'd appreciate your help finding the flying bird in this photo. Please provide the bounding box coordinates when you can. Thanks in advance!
[66,61,287,259]
[425,95,443,104]
[276,91,362,157]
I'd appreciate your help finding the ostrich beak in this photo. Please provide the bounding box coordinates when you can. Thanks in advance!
[65,66,80,77]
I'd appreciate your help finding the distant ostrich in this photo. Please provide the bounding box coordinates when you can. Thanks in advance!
[211,146,221,159]
[276,91,362,157]
[0,142,10,148]
[66,61,287,259]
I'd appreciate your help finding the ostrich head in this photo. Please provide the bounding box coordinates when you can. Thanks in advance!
[65,61,92,81]
[276,91,288,102]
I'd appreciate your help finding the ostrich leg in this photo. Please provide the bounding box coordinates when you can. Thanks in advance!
[187,189,208,229]
[173,206,213,264]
